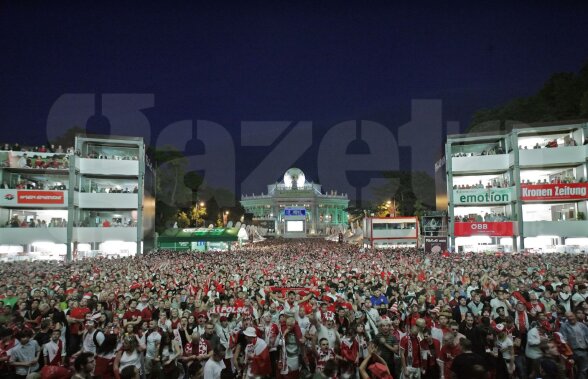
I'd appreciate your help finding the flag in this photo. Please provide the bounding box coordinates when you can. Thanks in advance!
[249,338,272,376]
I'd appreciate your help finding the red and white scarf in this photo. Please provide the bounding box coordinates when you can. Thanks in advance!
[515,311,529,333]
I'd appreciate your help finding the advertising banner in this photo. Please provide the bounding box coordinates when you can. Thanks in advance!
[454,222,514,237]
[424,236,448,253]
[453,188,512,205]
[0,189,66,206]
[17,190,65,204]
[521,183,588,201]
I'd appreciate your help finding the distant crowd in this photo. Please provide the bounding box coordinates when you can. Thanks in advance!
[0,240,587,379]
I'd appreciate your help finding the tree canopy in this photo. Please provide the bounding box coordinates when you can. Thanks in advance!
[469,60,588,134]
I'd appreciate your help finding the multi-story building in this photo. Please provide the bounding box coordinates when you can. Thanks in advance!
[443,121,588,253]
[240,168,349,237]
[0,135,155,261]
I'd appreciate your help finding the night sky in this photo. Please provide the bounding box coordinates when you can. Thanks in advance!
[1,2,587,203]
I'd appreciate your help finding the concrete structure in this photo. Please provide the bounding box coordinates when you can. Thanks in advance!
[442,121,588,252]
[240,168,349,237]
[363,216,419,248]
[0,135,155,261]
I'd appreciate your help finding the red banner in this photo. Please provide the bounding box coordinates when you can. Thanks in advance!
[454,222,514,237]
[17,190,64,204]
[521,183,588,201]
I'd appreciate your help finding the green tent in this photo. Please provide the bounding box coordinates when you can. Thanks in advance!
[158,227,239,251]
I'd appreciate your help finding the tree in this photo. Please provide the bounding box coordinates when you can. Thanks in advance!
[149,146,193,232]
[176,211,190,228]
[468,59,588,132]
[372,171,436,217]
[189,204,207,227]
[184,171,203,204]
[48,126,87,148]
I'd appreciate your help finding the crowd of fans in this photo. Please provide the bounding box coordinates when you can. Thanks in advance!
[3,216,67,228]
[1,144,73,154]
[519,136,579,150]
[79,186,139,194]
[2,217,137,229]
[450,135,587,159]
[453,179,511,190]
[0,240,587,379]
[1,180,67,191]
[451,145,505,158]
[522,178,586,185]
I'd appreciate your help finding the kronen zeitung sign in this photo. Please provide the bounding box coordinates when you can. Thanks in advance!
[454,188,512,205]
[521,183,588,201]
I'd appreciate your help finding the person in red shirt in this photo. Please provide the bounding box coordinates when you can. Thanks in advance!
[140,298,155,323]
[339,326,359,378]
[0,327,17,376]
[439,333,461,379]
[122,300,142,328]
[67,299,91,356]
[400,326,424,378]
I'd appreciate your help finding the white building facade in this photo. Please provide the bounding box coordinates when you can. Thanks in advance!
[240,168,349,237]
[0,135,154,261]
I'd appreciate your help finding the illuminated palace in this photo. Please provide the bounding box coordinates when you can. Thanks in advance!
[240,168,349,237]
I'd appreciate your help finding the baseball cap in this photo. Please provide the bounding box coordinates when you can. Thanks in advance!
[368,363,393,379]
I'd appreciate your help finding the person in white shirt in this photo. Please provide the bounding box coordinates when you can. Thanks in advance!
[43,330,66,366]
[143,320,162,376]
[295,307,311,336]
[363,301,381,339]
[315,313,341,350]
[158,312,173,334]
[204,345,226,379]
[490,289,512,319]
[572,284,588,308]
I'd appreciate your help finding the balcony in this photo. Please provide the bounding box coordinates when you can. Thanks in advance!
[523,221,588,237]
[73,227,137,243]
[0,227,67,244]
[76,158,139,176]
[518,146,586,168]
[451,154,510,174]
[74,193,138,209]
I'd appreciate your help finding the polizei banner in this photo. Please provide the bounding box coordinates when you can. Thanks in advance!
[453,188,512,205]
[521,183,588,201]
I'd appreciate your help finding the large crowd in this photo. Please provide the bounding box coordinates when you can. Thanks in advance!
[0,240,587,379]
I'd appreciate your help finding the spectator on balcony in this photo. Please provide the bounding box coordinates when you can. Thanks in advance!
[34,155,44,168]
[17,154,28,168]
[10,216,20,227]
[103,220,111,228]
[563,135,577,147]
[48,156,60,169]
